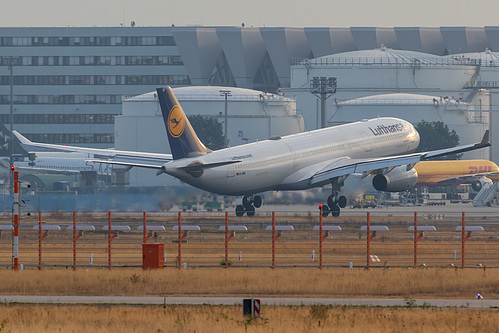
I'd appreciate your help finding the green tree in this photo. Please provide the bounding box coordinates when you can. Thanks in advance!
[188,115,225,150]
[415,120,460,159]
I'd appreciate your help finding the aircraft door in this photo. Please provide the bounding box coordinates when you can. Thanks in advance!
[226,159,236,178]
[360,131,372,152]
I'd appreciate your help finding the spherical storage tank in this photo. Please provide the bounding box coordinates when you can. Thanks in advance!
[331,93,489,160]
[289,46,480,130]
[115,86,304,187]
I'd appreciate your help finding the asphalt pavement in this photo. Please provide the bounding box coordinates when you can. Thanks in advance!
[0,295,496,309]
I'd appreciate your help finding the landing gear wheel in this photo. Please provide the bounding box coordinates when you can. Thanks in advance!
[338,195,347,208]
[235,205,245,217]
[322,204,330,217]
[242,196,251,208]
[327,195,335,209]
[253,195,262,208]
[246,205,256,217]
[330,204,340,217]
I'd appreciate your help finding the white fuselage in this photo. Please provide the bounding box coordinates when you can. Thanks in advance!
[10,152,111,174]
[163,117,420,196]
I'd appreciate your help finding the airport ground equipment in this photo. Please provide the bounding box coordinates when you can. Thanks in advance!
[473,179,499,207]
[361,213,389,269]
[102,212,131,270]
[67,212,95,270]
[172,212,200,268]
[408,212,436,267]
[138,212,166,243]
[315,205,341,269]
[243,298,261,317]
[456,212,484,268]
[142,243,165,269]
[266,212,294,268]
[32,212,61,270]
[218,212,247,268]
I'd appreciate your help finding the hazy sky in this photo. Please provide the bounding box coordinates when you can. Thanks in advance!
[0,0,497,28]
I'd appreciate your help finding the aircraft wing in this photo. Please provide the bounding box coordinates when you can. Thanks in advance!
[13,130,172,168]
[436,171,499,183]
[309,131,490,185]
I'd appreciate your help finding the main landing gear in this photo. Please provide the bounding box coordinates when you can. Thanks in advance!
[235,195,262,217]
[322,192,347,217]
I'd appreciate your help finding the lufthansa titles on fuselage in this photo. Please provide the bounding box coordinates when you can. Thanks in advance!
[230,154,253,161]
[368,123,404,136]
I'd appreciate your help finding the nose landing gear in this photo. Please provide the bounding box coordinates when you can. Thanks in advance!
[235,195,263,217]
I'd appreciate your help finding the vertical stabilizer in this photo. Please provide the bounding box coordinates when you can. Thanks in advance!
[156,87,211,160]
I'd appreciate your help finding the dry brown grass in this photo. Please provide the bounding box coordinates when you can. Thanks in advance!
[0,267,497,299]
[1,304,499,332]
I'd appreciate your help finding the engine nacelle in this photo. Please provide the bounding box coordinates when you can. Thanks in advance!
[471,177,493,192]
[372,166,418,192]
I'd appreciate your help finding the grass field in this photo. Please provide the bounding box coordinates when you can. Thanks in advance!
[0,267,496,298]
[1,304,499,332]
[2,212,499,331]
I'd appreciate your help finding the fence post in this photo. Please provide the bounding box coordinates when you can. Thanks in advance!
[73,211,76,271]
[13,170,19,271]
[38,211,42,270]
[272,211,275,269]
[178,211,182,268]
[108,211,112,270]
[225,212,229,268]
[414,212,417,267]
[143,211,147,244]
[319,205,323,269]
[462,211,465,268]
[366,212,370,269]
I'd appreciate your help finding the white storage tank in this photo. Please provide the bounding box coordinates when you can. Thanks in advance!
[288,46,480,130]
[115,86,304,187]
[332,93,489,160]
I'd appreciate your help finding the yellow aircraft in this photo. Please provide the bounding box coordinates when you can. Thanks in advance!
[415,159,499,191]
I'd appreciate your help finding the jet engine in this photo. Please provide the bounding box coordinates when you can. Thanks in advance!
[471,177,493,192]
[372,166,418,192]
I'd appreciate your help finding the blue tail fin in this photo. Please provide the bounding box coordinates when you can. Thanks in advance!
[156,87,211,160]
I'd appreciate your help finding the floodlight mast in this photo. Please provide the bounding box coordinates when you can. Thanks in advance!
[220,90,232,148]
[310,76,337,128]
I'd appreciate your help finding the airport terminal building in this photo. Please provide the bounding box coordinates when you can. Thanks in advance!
[0,26,498,164]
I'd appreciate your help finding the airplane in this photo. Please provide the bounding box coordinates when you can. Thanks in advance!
[0,152,112,175]
[13,86,491,217]
[414,159,499,191]
[337,159,499,204]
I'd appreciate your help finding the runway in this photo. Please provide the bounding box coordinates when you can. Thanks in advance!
[0,295,496,309]
[260,202,499,219]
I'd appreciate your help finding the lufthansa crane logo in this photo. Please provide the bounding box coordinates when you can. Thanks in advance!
[168,105,185,138]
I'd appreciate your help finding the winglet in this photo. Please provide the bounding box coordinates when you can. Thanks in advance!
[12,130,32,145]
[481,130,490,146]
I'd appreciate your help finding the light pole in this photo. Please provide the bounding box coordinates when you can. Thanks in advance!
[220,90,231,148]
[310,77,337,128]
[3,56,19,192]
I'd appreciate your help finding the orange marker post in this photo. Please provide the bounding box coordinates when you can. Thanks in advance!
[72,212,82,270]
[366,212,376,269]
[38,211,46,270]
[414,212,423,267]
[177,212,187,268]
[108,211,115,270]
[461,212,470,268]
[319,205,328,269]
[13,170,19,271]
[224,212,233,268]
[143,212,152,243]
